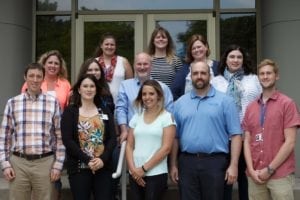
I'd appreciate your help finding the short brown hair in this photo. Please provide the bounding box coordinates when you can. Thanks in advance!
[185,34,210,63]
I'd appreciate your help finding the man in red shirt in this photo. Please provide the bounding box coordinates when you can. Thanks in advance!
[242,59,300,200]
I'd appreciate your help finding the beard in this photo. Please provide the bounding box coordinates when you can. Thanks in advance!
[192,78,210,90]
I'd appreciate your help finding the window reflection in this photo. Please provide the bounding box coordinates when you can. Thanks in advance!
[220,13,256,65]
[84,22,135,64]
[156,20,207,60]
[36,16,71,77]
[78,0,213,11]
[221,0,255,9]
[37,0,71,11]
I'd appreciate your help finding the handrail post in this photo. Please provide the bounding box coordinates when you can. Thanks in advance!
[112,141,127,200]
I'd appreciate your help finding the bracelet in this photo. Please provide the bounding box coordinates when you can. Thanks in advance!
[142,165,147,173]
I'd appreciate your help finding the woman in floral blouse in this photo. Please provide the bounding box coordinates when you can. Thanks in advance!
[61,74,116,200]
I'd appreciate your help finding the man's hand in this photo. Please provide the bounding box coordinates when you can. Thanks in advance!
[249,169,265,184]
[50,169,61,182]
[257,167,271,182]
[225,164,238,185]
[3,167,16,181]
[119,130,128,143]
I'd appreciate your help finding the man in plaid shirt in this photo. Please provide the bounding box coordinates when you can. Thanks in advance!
[0,62,65,200]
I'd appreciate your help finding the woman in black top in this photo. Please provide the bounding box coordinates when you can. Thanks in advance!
[61,74,116,200]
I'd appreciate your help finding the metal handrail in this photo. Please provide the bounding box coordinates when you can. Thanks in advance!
[112,140,127,200]
[112,141,127,179]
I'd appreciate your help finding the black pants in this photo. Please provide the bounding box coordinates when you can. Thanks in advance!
[178,152,228,200]
[224,145,248,200]
[68,168,113,200]
[129,173,168,200]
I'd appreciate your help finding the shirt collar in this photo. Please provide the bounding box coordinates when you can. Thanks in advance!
[190,84,216,99]
[24,89,42,101]
[257,90,279,104]
[134,76,153,86]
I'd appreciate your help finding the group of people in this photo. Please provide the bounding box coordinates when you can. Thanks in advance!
[0,26,299,200]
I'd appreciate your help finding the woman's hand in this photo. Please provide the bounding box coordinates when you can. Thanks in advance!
[88,158,104,173]
[131,167,146,187]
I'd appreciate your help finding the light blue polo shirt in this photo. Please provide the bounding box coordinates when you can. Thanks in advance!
[173,85,242,154]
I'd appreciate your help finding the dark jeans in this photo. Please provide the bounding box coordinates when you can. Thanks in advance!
[68,168,113,200]
[178,152,228,200]
[224,145,249,200]
[129,173,168,200]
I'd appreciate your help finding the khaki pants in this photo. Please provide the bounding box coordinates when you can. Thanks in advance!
[248,174,295,200]
[9,155,55,200]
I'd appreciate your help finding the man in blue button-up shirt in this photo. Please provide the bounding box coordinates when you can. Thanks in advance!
[116,52,174,143]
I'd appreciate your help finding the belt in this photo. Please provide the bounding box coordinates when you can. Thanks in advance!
[13,152,53,160]
[181,151,227,158]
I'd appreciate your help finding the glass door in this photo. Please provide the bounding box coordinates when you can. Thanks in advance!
[74,13,216,81]
[147,13,216,60]
[75,14,143,81]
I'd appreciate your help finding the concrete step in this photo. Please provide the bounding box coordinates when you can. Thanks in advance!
[1,174,300,200]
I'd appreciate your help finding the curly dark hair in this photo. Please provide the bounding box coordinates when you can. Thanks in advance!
[218,44,255,75]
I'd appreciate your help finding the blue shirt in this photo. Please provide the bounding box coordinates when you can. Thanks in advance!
[129,110,176,176]
[173,85,242,153]
[116,78,174,126]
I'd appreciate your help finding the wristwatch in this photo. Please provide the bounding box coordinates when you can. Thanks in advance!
[267,165,275,175]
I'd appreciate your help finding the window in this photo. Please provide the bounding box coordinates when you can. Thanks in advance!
[221,0,255,9]
[37,0,71,11]
[36,16,71,76]
[220,13,257,65]
[78,0,213,11]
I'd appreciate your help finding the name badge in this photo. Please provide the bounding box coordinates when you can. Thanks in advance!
[255,133,263,142]
[100,114,108,120]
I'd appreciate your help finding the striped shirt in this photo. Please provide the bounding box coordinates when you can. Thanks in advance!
[0,91,65,170]
[150,56,183,88]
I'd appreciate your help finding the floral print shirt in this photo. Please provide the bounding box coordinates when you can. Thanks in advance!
[78,114,105,158]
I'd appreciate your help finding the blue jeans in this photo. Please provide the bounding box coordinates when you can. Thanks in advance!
[68,168,113,200]
[178,152,228,200]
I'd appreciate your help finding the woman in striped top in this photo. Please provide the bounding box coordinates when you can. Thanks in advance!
[211,44,262,200]
[148,26,183,88]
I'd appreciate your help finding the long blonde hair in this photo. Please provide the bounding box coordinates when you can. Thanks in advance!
[38,50,68,79]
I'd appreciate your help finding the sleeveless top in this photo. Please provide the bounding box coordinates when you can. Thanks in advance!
[106,56,125,104]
